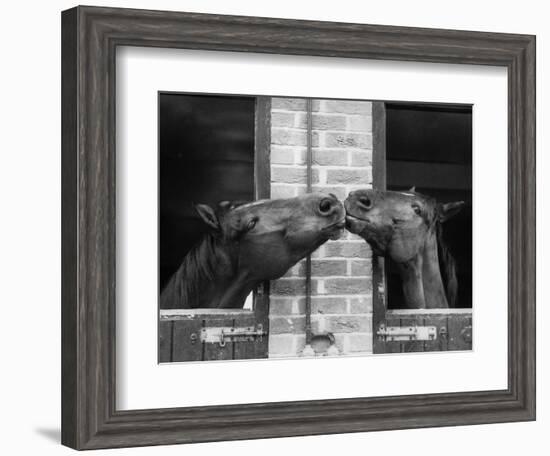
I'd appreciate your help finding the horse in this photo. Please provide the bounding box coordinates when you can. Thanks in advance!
[344,188,464,309]
[160,193,346,309]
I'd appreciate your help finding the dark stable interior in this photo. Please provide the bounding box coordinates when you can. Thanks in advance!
[385,103,473,309]
[159,93,256,290]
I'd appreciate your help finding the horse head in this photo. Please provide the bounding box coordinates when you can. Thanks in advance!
[161,193,345,309]
[344,188,464,308]
[196,192,345,281]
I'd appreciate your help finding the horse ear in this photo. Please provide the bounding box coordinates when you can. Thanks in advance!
[437,201,465,222]
[195,204,220,230]
[408,186,416,193]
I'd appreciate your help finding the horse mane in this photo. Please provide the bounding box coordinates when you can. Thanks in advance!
[160,234,223,309]
[435,222,458,308]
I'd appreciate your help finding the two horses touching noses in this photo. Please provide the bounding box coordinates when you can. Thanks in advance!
[161,190,464,310]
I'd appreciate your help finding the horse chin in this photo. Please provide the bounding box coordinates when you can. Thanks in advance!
[325,223,345,240]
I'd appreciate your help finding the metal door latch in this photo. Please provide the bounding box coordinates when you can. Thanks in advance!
[200,324,266,347]
[377,324,437,342]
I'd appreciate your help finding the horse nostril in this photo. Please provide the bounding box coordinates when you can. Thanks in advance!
[319,198,333,214]
[358,196,372,209]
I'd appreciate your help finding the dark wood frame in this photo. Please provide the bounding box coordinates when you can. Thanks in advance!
[61,5,536,450]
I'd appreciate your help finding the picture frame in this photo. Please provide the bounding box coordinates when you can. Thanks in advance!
[61,5,535,450]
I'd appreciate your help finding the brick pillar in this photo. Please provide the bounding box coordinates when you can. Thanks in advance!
[268,98,373,358]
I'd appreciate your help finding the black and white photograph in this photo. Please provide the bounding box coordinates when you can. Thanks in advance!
[158,93,472,362]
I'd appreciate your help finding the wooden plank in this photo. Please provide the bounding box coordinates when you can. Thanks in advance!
[158,320,173,363]
[252,282,270,359]
[255,97,271,200]
[172,318,203,362]
[161,308,254,319]
[203,318,235,361]
[252,97,271,359]
[232,314,259,360]
[447,314,473,351]
[386,308,473,316]
[371,101,387,355]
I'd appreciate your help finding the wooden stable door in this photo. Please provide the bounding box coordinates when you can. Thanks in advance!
[159,285,270,362]
[371,101,473,354]
[373,308,472,353]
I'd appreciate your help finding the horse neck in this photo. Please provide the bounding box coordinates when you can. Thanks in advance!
[161,235,246,309]
[420,226,449,308]
[396,226,449,309]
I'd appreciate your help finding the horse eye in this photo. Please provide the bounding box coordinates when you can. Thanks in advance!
[412,204,421,215]
[247,219,257,230]
[319,199,332,214]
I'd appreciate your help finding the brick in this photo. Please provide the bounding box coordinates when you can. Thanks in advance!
[294,113,308,129]
[270,278,305,296]
[349,296,373,314]
[311,131,321,147]
[271,111,298,128]
[314,279,326,295]
[311,297,348,314]
[318,315,371,333]
[347,115,373,132]
[270,184,297,199]
[269,296,306,315]
[324,277,371,295]
[287,261,304,277]
[270,316,305,334]
[281,267,294,278]
[342,230,365,241]
[350,150,372,167]
[326,169,370,185]
[324,241,370,258]
[311,185,347,200]
[294,334,307,354]
[332,333,347,353]
[295,147,308,165]
[294,297,306,314]
[312,148,348,166]
[346,183,373,195]
[350,259,372,276]
[299,259,347,277]
[270,146,296,165]
[271,166,307,184]
[271,128,306,146]
[272,98,307,111]
[269,298,296,315]
[311,168,325,185]
[268,334,297,355]
[323,132,372,149]
[347,332,373,352]
[312,114,347,130]
[319,100,372,115]
[311,245,326,259]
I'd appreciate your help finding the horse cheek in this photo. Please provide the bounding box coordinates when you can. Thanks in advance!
[240,235,293,280]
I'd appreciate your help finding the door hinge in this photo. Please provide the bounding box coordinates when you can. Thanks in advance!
[200,324,266,347]
[377,323,437,342]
